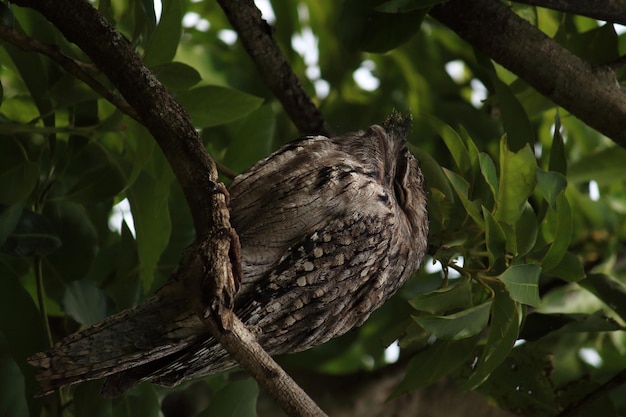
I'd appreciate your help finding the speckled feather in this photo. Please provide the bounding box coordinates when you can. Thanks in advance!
[28,113,429,397]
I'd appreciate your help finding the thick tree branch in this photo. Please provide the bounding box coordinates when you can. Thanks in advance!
[217,0,332,137]
[511,0,626,25]
[10,0,326,415]
[430,0,626,148]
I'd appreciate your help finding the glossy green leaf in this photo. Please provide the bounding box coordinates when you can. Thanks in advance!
[414,147,454,202]
[65,164,126,204]
[476,54,534,151]
[498,264,541,307]
[540,193,572,271]
[0,139,38,204]
[545,251,585,283]
[443,168,484,227]
[63,280,115,326]
[548,111,567,175]
[477,345,558,417]
[513,202,537,257]
[409,278,472,314]
[152,62,201,91]
[0,263,46,405]
[414,300,491,340]
[42,202,98,297]
[176,86,264,128]
[73,380,112,417]
[393,336,480,396]
[536,170,567,209]
[567,146,626,185]
[224,104,275,174]
[0,204,22,246]
[0,333,28,417]
[466,287,520,389]
[484,208,507,270]
[338,1,427,52]
[112,383,160,417]
[201,378,259,417]
[429,117,472,176]
[127,171,172,291]
[520,311,623,341]
[580,274,626,322]
[143,0,182,67]
[479,152,498,199]
[0,207,61,258]
[494,140,536,225]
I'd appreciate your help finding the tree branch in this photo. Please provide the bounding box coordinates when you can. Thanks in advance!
[0,23,141,122]
[430,0,626,148]
[556,369,626,417]
[511,0,626,25]
[216,0,332,137]
[10,0,326,415]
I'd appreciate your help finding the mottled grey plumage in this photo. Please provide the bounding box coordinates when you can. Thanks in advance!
[29,113,429,397]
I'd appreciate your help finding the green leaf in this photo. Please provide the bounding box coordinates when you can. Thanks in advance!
[74,380,112,417]
[413,300,492,340]
[64,163,126,204]
[409,278,472,314]
[466,287,520,389]
[176,86,264,128]
[0,139,38,204]
[0,207,61,258]
[514,202,537,257]
[521,311,623,341]
[0,204,22,246]
[494,139,536,225]
[201,378,259,417]
[0,333,28,417]
[127,171,172,291]
[0,263,46,403]
[392,336,480,396]
[413,147,454,202]
[545,251,585,283]
[224,104,275,174]
[477,345,559,417]
[152,62,201,91]
[476,54,534,151]
[536,170,567,209]
[429,117,472,176]
[579,274,626,322]
[143,0,182,66]
[498,264,541,307]
[479,152,498,199]
[567,146,626,185]
[338,1,427,52]
[443,168,484,227]
[548,111,567,175]
[63,280,115,326]
[112,383,160,417]
[484,208,507,270]
[540,193,572,271]
[42,201,98,298]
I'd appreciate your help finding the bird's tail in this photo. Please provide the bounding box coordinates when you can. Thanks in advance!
[28,288,205,397]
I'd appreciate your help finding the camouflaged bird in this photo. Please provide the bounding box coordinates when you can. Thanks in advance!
[29,113,429,397]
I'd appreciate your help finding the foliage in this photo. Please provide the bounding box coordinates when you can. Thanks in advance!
[1,0,626,416]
